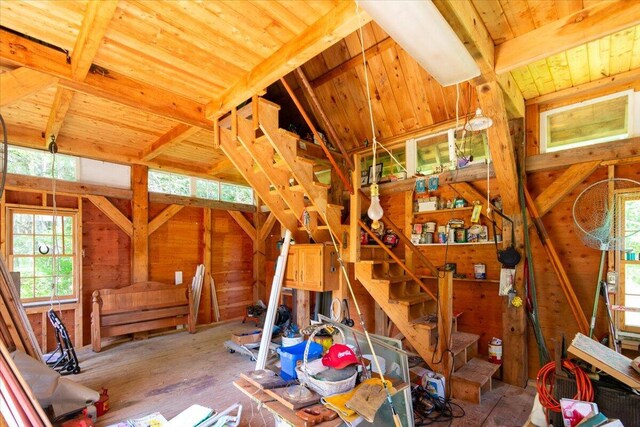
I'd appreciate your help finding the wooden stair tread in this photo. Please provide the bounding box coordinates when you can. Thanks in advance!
[409,315,438,329]
[451,331,480,356]
[388,293,432,306]
[289,183,331,193]
[452,358,500,386]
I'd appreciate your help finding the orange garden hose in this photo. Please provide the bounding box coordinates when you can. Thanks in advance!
[536,360,594,412]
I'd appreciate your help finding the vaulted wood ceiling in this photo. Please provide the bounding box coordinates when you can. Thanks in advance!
[0,0,638,183]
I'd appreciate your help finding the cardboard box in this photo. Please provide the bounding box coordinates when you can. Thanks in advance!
[231,330,262,345]
[418,201,438,212]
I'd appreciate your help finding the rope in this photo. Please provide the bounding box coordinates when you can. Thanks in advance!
[536,360,593,413]
[48,141,62,314]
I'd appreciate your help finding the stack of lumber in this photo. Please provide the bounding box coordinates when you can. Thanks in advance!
[191,264,205,323]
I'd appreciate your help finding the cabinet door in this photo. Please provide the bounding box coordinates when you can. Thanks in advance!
[298,246,323,291]
[284,249,297,284]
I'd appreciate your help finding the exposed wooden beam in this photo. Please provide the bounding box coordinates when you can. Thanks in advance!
[43,87,74,147]
[148,192,256,213]
[228,211,256,241]
[526,137,640,172]
[0,29,212,129]
[433,0,525,118]
[85,195,132,237]
[310,37,395,88]
[70,0,118,80]
[293,68,355,171]
[207,158,234,176]
[534,161,599,217]
[257,212,277,242]
[0,67,57,107]
[205,1,370,118]
[526,68,640,107]
[141,124,200,162]
[148,205,184,235]
[5,173,132,199]
[495,1,640,74]
[131,165,149,283]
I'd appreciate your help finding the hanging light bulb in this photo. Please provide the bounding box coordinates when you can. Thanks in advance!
[368,183,384,230]
[465,108,493,132]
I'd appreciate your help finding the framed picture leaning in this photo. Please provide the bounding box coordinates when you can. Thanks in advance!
[368,163,383,185]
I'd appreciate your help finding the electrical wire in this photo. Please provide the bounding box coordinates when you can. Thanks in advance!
[412,385,465,426]
[536,360,593,413]
[48,141,62,314]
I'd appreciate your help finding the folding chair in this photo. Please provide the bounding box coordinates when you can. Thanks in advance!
[44,308,81,375]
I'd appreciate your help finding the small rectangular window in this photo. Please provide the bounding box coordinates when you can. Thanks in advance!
[416,132,451,174]
[8,146,77,181]
[148,170,191,196]
[361,145,406,181]
[195,178,219,200]
[220,183,254,205]
[540,91,633,153]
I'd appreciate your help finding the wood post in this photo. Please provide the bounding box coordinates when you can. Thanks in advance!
[202,208,213,324]
[437,270,453,388]
[294,289,311,330]
[253,208,267,302]
[131,165,149,283]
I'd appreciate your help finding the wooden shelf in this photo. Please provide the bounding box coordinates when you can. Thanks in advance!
[414,241,493,246]
[420,275,499,284]
[413,206,473,215]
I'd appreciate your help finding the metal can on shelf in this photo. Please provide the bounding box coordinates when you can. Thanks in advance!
[454,228,467,243]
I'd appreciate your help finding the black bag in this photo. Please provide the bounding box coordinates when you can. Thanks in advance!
[491,211,521,268]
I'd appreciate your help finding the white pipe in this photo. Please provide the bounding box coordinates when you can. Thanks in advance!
[255,229,292,370]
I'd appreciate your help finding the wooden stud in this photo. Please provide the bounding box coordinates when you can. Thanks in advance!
[203,208,213,324]
[228,211,257,241]
[534,162,600,217]
[258,213,277,242]
[205,1,370,117]
[0,67,58,107]
[495,1,640,73]
[294,289,311,330]
[131,165,149,283]
[253,207,267,302]
[43,87,74,147]
[437,270,454,387]
[374,303,389,337]
[75,197,84,347]
[148,205,185,235]
[213,116,220,150]
[84,195,133,237]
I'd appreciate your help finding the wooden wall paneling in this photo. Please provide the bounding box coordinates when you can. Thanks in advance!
[525,104,539,156]
[84,195,132,237]
[253,209,267,303]
[75,197,83,346]
[131,165,149,283]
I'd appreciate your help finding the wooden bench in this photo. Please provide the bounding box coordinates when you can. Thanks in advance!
[91,281,195,352]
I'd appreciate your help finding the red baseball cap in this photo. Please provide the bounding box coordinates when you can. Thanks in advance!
[321,344,358,369]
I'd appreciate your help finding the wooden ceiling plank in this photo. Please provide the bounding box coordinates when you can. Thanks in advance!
[526,67,640,106]
[556,0,584,18]
[141,124,200,162]
[510,67,540,100]
[148,205,184,235]
[0,67,58,107]
[587,35,611,80]
[208,158,233,176]
[0,29,212,129]
[85,195,133,237]
[471,0,514,45]
[632,26,640,69]
[310,36,395,88]
[500,0,536,37]
[608,26,636,76]
[495,0,640,74]
[228,211,257,242]
[43,86,74,147]
[534,161,600,217]
[71,0,118,80]
[205,1,370,118]
[566,44,591,86]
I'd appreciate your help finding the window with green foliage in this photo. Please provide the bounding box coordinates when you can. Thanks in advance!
[416,132,451,174]
[9,209,76,301]
[8,146,77,181]
[620,191,640,332]
[541,91,632,153]
[361,146,406,181]
[148,170,254,205]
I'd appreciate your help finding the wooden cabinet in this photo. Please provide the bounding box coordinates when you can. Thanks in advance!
[284,243,339,291]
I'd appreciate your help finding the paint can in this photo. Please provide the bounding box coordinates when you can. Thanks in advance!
[423,232,433,244]
[425,222,437,233]
[474,264,486,279]
[488,337,502,364]
[454,228,467,243]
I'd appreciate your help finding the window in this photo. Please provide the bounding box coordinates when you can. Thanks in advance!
[416,131,451,174]
[8,208,77,302]
[620,190,640,333]
[540,91,633,153]
[361,145,407,181]
[8,146,77,181]
[412,128,488,175]
[148,170,254,205]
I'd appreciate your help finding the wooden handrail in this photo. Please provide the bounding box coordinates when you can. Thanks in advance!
[359,189,438,276]
[358,219,437,302]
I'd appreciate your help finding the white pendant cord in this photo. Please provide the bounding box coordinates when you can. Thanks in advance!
[486,134,492,218]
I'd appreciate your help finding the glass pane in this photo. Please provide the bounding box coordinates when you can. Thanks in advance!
[63,216,74,236]
[57,257,73,276]
[54,155,77,181]
[315,170,331,185]
[455,131,488,164]
[35,236,63,255]
[148,170,190,196]
[20,278,35,299]
[625,233,640,254]
[220,183,254,204]
[13,235,34,255]
[626,311,640,328]
[7,146,77,180]
[35,257,53,277]
[547,95,628,150]
[64,235,74,255]
[56,276,73,296]
[13,214,33,234]
[417,133,450,174]
[12,257,34,277]
[362,147,406,179]
[35,278,53,298]
[625,264,640,294]
[35,215,54,234]
[195,179,219,200]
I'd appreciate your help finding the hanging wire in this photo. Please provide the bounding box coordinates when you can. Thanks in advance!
[48,138,62,314]
[358,18,378,181]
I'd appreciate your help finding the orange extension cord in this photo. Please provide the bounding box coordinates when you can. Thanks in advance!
[536,360,594,412]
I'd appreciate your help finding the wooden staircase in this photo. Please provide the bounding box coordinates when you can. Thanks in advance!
[217,97,500,403]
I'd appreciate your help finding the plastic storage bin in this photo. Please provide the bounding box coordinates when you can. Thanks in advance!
[277,340,323,380]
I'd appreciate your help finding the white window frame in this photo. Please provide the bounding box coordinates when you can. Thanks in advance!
[540,90,634,154]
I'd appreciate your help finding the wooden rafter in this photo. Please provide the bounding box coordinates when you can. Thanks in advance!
[534,162,600,217]
[43,87,74,147]
[0,67,57,107]
[148,205,185,235]
[141,124,200,162]
[205,1,370,118]
[495,1,640,74]
[207,158,233,176]
[85,195,132,237]
[0,29,212,129]
[310,37,395,88]
[228,211,256,241]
